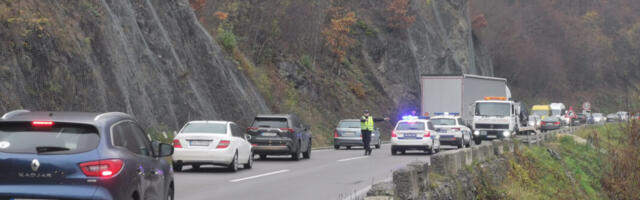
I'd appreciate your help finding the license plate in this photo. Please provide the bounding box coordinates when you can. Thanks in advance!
[343,132,356,136]
[261,132,278,137]
[404,133,416,137]
[437,129,447,133]
[480,131,487,135]
[189,140,210,146]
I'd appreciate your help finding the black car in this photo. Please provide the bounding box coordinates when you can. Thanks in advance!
[247,114,312,160]
[0,110,175,200]
[572,113,587,125]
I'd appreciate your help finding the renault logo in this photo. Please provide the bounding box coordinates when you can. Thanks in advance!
[31,159,40,172]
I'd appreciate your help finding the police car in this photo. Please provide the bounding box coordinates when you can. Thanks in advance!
[390,116,440,155]
[429,113,472,149]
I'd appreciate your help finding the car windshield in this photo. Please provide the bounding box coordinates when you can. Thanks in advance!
[251,118,288,128]
[476,103,511,116]
[396,122,425,130]
[338,121,360,128]
[551,110,562,116]
[531,110,549,116]
[181,123,227,134]
[607,114,618,118]
[0,122,99,154]
[430,119,456,126]
[593,113,603,117]
[543,117,559,122]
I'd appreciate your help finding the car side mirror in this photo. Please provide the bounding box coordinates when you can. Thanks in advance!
[157,143,174,157]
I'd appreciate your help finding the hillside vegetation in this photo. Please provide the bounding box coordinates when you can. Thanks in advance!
[471,0,640,112]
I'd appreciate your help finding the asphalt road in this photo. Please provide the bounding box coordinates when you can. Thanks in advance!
[174,144,458,200]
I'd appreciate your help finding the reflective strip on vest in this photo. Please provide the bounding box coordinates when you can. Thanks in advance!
[361,116,374,131]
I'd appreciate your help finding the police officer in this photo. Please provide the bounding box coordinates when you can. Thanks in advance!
[361,110,389,156]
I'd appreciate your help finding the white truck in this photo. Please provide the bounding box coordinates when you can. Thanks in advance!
[550,103,568,125]
[420,74,534,145]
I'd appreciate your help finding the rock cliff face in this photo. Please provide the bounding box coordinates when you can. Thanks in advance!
[0,0,269,130]
[0,0,493,144]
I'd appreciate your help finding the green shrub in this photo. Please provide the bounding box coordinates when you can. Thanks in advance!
[299,55,313,68]
[217,29,237,52]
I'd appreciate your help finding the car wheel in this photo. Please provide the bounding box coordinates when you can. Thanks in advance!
[474,137,482,145]
[172,163,182,172]
[191,164,200,170]
[457,137,464,149]
[391,149,397,155]
[465,136,472,148]
[400,150,406,154]
[346,146,351,150]
[228,152,238,172]
[167,186,174,200]
[303,141,311,159]
[243,152,253,169]
[334,145,340,150]
[259,154,267,160]
[375,141,381,149]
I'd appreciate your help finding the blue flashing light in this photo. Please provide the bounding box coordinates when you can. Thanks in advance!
[402,115,419,120]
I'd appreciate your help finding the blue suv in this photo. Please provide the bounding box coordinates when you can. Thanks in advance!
[0,110,175,200]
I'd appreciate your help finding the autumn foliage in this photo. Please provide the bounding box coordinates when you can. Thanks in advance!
[322,7,357,63]
[384,0,415,30]
[189,0,206,12]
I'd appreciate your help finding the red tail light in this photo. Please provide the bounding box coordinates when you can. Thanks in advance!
[32,121,54,127]
[452,128,461,131]
[79,159,124,178]
[424,131,431,137]
[247,127,259,132]
[554,122,561,125]
[334,130,339,138]
[391,131,397,138]
[541,122,546,125]
[279,128,295,133]
[173,139,182,148]
[217,140,230,149]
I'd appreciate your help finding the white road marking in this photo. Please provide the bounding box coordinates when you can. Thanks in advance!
[229,169,290,183]
[337,156,369,162]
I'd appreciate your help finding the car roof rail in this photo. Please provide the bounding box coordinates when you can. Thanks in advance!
[94,112,130,121]
[1,109,30,120]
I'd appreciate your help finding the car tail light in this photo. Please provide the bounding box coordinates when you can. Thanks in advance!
[391,131,397,138]
[247,127,259,132]
[424,131,431,137]
[217,140,230,149]
[279,128,295,133]
[554,122,561,125]
[32,121,54,127]
[334,130,339,138]
[79,159,124,178]
[452,128,461,131]
[173,139,182,148]
[541,122,546,125]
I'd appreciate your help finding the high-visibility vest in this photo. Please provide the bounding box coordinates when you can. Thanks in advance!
[361,116,374,131]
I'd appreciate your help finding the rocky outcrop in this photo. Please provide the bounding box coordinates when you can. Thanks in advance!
[0,0,269,130]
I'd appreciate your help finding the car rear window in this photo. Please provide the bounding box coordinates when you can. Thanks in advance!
[338,121,360,128]
[0,122,99,154]
[396,122,425,131]
[181,123,227,134]
[251,118,288,128]
[430,119,456,126]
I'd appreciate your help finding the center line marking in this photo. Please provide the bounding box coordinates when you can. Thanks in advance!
[229,169,289,183]
[337,156,369,162]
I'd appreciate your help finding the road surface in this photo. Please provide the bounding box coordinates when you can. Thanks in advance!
[174,144,455,200]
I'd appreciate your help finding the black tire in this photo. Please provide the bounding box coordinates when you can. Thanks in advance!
[172,163,182,172]
[457,137,464,149]
[401,150,406,154]
[375,141,381,149]
[227,152,238,172]
[167,185,174,200]
[191,164,200,170]
[334,145,340,150]
[243,152,253,169]
[465,135,472,148]
[303,141,311,159]
[391,149,397,155]
[346,146,351,150]
[259,154,267,160]
[474,137,482,145]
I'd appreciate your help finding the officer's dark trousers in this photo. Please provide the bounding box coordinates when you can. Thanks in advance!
[361,130,372,152]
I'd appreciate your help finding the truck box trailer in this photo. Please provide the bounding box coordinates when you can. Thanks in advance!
[420,74,510,124]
